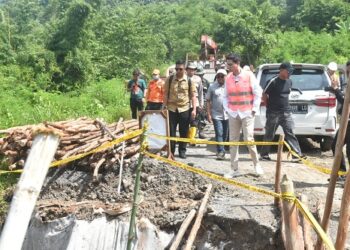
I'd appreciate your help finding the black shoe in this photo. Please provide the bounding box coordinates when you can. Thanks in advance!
[198,131,206,139]
[179,152,187,159]
[260,155,272,161]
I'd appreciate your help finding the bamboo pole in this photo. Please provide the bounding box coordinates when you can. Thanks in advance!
[275,134,284,207]
[316,80,350,250]
[300,195,313,250]
[169,209,196,250]
[117,139,125,194]
[126,127,146,250]
[281,175,304,250]
[184,183,213,250]
[0,132,60,250]
[335,168,350,249]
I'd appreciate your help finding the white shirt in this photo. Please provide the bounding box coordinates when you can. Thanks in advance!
[223,70,262,119]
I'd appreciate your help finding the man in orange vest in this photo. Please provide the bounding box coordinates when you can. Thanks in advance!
[223,53,263,177]
[145,69,164,110]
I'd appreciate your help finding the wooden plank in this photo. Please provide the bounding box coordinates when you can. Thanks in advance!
[0,132,60,250]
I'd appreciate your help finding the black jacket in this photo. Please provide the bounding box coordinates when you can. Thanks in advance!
[333,88,346,116]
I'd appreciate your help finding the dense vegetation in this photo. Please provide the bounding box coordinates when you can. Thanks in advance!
[0,0,350,129]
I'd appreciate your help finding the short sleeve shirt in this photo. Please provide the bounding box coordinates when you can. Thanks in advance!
[206,82,228,120]
[164,75,197,112]
[128,79,147,100]
[264,77,291,112]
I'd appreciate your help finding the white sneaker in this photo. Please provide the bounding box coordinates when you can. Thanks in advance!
[224,170,240,178]
[254,164,264,176]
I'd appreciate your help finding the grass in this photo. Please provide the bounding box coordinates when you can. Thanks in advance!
[0,78,131,129]
[0,77,132,224]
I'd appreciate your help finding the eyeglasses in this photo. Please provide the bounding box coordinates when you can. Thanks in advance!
[175,68,184,71]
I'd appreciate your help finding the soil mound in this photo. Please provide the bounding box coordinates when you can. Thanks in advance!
[37,157,221,230]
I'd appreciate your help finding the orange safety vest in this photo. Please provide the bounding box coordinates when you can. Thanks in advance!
[226,71,254,112]
[147,79,164,103]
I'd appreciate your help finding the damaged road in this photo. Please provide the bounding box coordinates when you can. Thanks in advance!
[3,123,348,249]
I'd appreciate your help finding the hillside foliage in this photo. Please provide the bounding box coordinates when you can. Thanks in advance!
[0,0,350,127]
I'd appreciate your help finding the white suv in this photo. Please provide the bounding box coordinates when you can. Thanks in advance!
[254,63,337,151]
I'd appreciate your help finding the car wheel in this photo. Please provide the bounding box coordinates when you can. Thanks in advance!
[320,137,333,152]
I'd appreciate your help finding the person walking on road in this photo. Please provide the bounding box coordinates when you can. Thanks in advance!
[187,62,205,139]
[223,53,263,177]
[260,62,306,162]
[145,69,164,110]
[206,69,229,160]
[163,60,197,159]
[195,65,209,139]
[127,69,147,119]
[325,84,349,180]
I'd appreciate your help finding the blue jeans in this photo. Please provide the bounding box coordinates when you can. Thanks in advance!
[260,111,302,156]
[212,119,229,153]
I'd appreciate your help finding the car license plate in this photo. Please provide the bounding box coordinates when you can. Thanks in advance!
[290,104,308,114]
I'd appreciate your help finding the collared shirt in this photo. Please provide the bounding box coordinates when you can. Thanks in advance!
[164,74,197,112]
[146,79,164,103]
[206,81,228,120]
[223,70,262,119]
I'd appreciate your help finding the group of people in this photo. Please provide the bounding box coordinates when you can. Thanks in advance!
[127,54,350,178]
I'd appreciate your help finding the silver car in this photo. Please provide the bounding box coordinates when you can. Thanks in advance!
[254,63,337,151]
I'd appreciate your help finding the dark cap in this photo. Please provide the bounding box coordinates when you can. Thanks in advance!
[279,62,294,75]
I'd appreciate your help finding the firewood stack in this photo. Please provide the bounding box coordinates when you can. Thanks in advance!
[0,117,140,172]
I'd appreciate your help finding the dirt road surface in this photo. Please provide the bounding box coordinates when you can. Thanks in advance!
[24,122,349,249]
[176,123,348,247]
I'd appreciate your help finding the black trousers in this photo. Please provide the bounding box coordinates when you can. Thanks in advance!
[145,102,162,111]
[331,120,350,172]
[130,98,143,119]
[169,109,191,155]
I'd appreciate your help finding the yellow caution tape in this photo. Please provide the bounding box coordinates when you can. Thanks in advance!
[0,129,143,175]
[283,141,347,176]
[281,192,335,250]
[148,133,281,146]
[144,151,335,250]
[144,151,281,198]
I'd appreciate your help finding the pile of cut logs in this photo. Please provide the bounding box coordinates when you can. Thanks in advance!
[0,117,140,174]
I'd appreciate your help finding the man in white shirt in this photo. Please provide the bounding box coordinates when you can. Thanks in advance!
[223,53,263,177]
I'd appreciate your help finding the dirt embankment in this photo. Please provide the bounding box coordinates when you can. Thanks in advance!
[37,158,221,230]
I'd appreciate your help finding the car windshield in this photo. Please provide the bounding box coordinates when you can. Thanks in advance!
[260,68,329,91]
